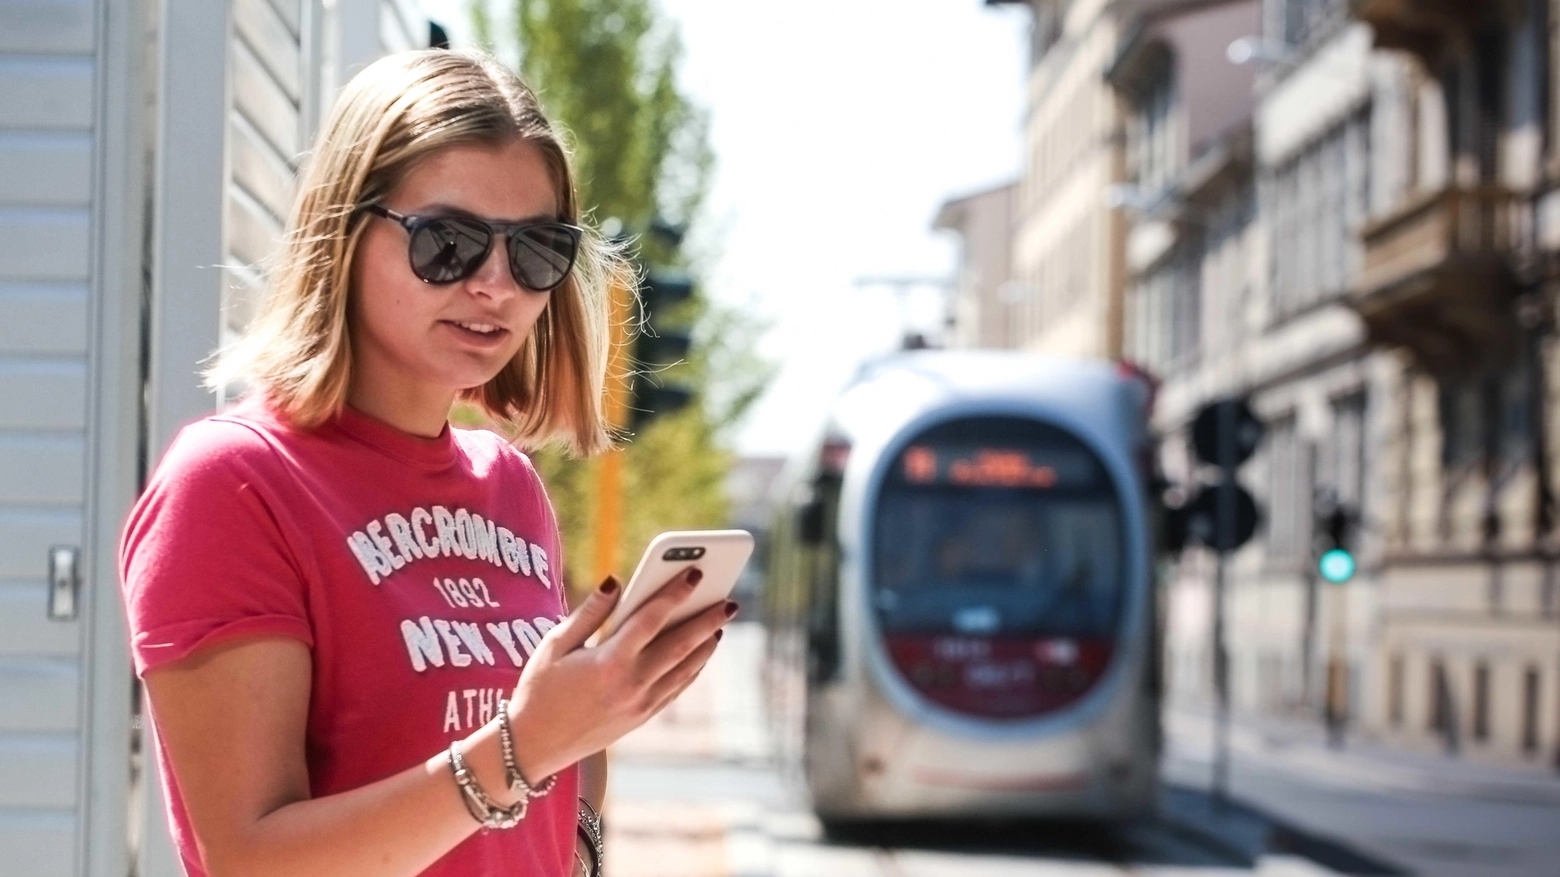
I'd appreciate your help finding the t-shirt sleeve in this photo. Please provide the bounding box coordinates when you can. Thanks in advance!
[119,418,313,677]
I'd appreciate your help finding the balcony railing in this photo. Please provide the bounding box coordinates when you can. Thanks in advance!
[1359,186,1520,296]
[1352,186,1523,370]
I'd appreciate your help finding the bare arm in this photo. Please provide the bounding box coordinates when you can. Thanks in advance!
[145,570,725,877]
[579,750,607,811]
[145,638,494,877]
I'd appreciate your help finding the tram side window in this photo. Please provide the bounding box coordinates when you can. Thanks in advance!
[799,474,844,682]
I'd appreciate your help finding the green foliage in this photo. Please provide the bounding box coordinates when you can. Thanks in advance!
[469,0,771,598]
[471,0,711,232]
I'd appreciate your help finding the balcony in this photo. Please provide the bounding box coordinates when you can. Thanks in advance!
[1352,186,1522,371]
[1351,0,1521,61]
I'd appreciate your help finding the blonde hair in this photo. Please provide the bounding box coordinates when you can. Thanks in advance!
[205,50,625,455]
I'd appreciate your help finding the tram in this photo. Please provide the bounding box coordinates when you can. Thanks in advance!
[763,351,1162,825]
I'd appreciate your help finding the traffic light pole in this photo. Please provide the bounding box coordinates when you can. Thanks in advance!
[1326,575,1349,748]
[592,276,633,586]
[1186,397,1263,813]
[1212,402,1234,812]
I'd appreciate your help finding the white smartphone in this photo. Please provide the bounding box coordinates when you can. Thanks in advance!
[604,529,754,636]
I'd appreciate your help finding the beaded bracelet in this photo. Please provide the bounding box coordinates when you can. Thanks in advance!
[496,697,558,800]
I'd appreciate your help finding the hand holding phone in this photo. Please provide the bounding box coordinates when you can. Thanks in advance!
[604,530,754,637]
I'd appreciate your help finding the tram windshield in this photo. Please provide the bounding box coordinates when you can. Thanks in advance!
[871,417,1126,639]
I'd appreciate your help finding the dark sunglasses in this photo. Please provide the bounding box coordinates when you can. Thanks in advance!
[365,204,583,291]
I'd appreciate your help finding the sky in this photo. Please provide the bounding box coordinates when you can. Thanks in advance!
[422,0,1031,458]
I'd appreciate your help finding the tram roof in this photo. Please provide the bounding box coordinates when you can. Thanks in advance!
[767,351,1149,509]
[830,350,1144,442]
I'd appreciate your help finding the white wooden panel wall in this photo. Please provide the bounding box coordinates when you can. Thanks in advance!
[0,1,97,874]
[0,0,146,873]
[218,0,430,350]
[223,0,309,344]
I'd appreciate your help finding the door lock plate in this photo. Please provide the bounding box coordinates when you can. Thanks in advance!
[48,545,79,621]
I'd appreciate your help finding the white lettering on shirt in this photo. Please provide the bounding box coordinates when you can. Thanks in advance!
[433,619,472,667]
[367,521,404,570]
[433,506,459,557]
[402,614,558,674]
[411,507,440,557]
[452,621,496,666]
[442,686,508,732]
[345,505,553,589]
[512,619,543,657]
[486,622,526,667]
[472,513,500,565]
[453,508,477,559]
[530,542,551,589]
[385,513,424,561]
[401,617,446,671]
[347,531,393,585]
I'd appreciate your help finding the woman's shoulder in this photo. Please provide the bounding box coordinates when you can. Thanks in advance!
[154,399,292,487]
[454,424,542,477]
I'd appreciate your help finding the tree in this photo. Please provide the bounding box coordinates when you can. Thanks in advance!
[460,0,773,599]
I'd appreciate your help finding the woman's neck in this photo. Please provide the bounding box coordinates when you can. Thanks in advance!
[346,377,455,439]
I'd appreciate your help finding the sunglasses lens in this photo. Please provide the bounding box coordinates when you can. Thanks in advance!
[408,217,491,283]
[508,225,579,291]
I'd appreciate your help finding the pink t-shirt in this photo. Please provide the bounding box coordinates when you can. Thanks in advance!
[118,394,577,876]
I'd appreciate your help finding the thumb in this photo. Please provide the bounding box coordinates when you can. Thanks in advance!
[544,575,621,653]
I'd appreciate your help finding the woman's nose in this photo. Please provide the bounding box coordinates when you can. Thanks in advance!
[464,237,521,301]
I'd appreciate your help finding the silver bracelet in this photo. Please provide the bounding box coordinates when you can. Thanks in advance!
[447,742,528,830]
[496,697,557,800]
[577,796,604,877]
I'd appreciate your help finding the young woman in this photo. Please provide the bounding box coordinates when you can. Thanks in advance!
[118,51,732,877]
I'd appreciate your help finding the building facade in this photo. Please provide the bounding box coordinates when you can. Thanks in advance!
[962,0,1560,768]
[1152,3,1389,743]
[1349,0,1560,765]
[934,182,1021,348]
[994,0,1133,358]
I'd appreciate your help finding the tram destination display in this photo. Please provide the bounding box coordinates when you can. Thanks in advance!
[897,443,1100,489]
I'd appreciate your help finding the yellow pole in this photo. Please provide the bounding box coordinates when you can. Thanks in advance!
[593,275,632,585]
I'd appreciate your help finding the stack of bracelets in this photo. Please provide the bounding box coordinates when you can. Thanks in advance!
[447,697,604,877]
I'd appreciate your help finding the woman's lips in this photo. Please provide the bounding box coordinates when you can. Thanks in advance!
[442,321,510,346]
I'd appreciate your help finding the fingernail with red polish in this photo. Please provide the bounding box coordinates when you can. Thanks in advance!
[687,568,704,586]
[715,629,724,642]
[723,601,739,618]
[599,575,620,596]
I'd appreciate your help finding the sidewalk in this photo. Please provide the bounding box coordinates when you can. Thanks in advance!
[1166,707,1560,807]
[1163,706,1560,877]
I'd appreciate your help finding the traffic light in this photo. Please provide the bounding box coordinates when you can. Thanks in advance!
[1182,398,1265,553]
[628,268,696,430]
[1313,493,1357,584]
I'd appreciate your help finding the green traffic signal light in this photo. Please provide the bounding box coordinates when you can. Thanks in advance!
[1318,548,1356,584]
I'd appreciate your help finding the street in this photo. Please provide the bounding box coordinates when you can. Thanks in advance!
[602,623,1560,877]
